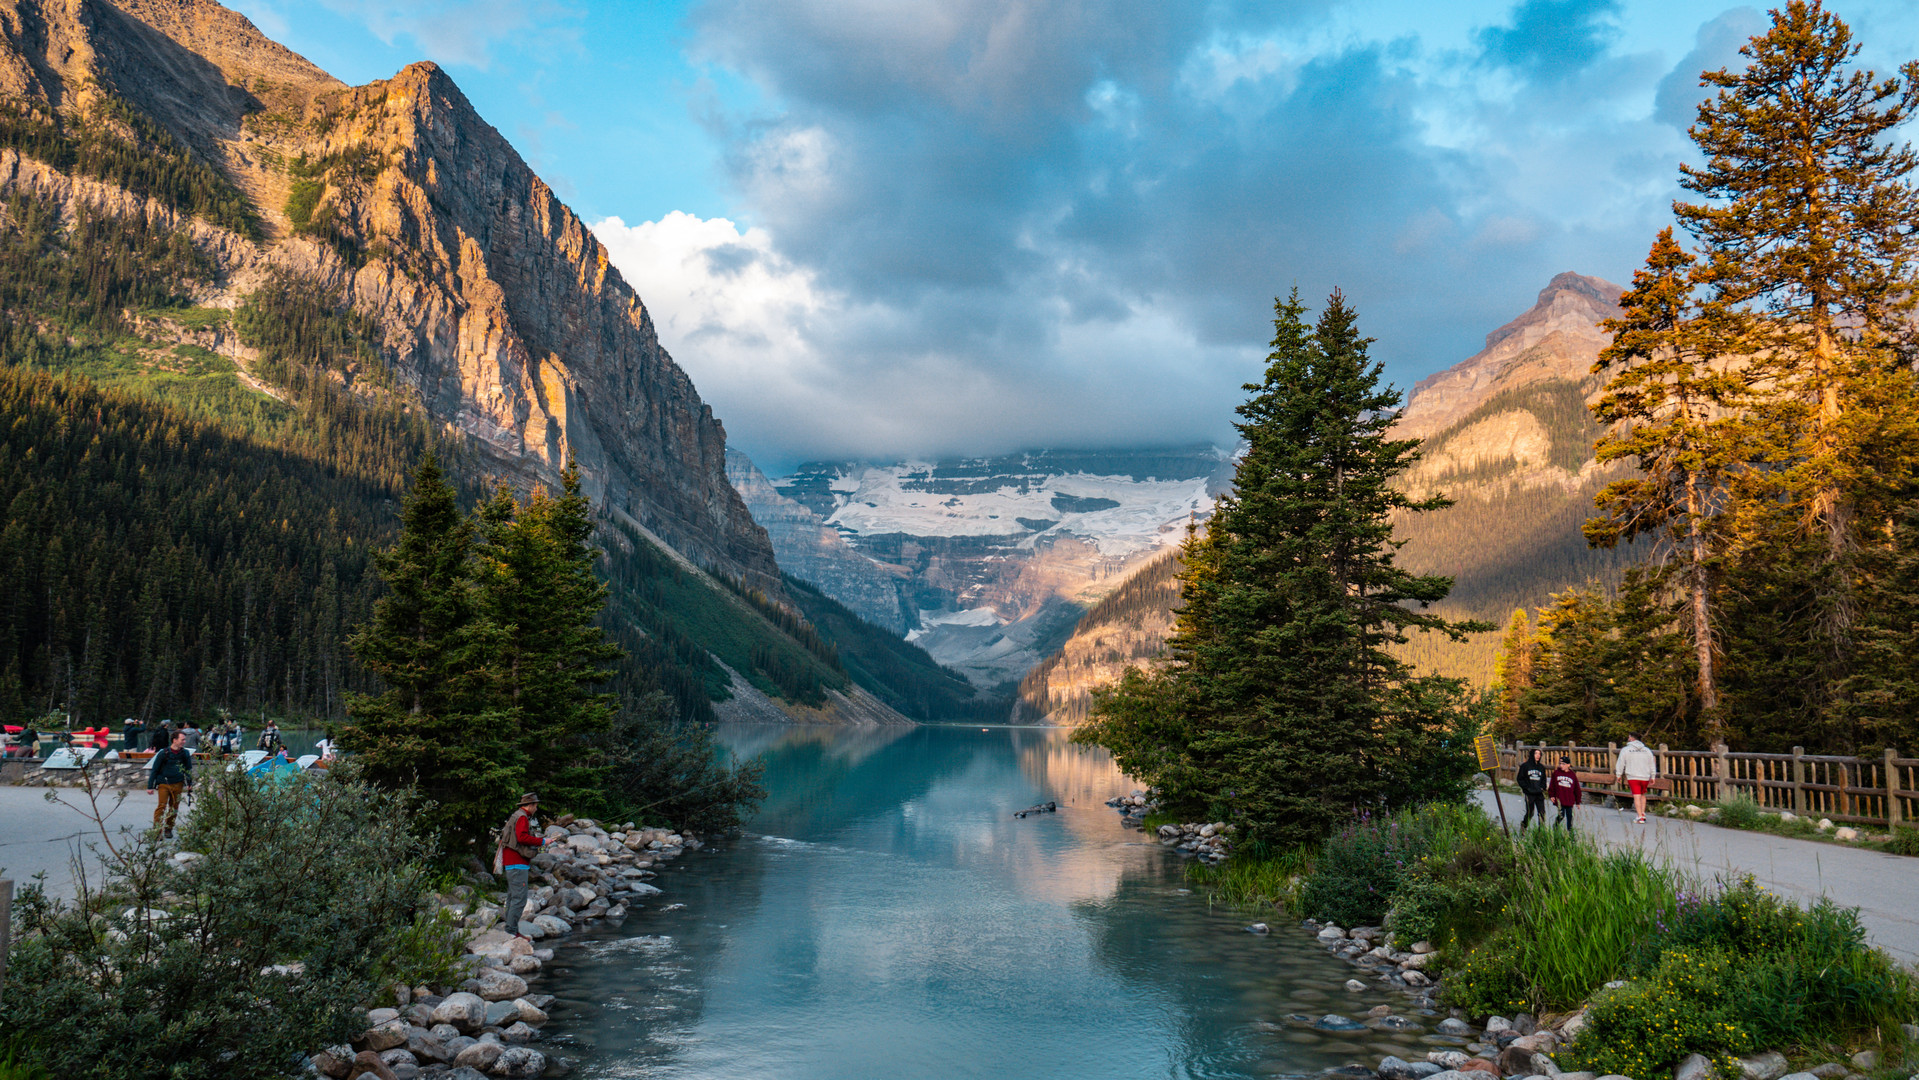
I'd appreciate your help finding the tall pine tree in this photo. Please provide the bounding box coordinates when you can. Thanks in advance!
[1587,228,1748,732]
[1078,290,1483,847]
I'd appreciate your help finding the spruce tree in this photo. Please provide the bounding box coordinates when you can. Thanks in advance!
[1492,609,1535,737]
[340,457,519,853]
[1587,228,1747,731]
[473,464,621,812]
[1080,290,1484,847]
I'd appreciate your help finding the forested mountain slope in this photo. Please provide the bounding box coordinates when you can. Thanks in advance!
[0,0,907,727]
[1016,273,1636,722]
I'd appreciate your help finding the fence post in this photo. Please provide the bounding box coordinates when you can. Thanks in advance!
[1889,748,1904,827]
[1792,746,1806,813]
[1713,741,1729,803]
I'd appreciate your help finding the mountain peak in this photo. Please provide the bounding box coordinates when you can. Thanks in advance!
[1396,271,1623,442]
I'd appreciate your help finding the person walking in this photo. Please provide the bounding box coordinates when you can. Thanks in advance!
[1517,748,1549,830]
[147,731,194,839]
[1615,733,1658,824]
[497,793,547,940]
[1549,755,1582,832]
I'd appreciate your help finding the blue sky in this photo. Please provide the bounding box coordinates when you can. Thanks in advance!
[228,0,1919,471]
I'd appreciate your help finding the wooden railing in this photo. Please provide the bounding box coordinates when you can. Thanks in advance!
[1496,741,1913,828]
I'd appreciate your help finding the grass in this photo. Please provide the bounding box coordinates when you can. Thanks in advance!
[1188,845,1314,910]
[1502,827,1680,1007]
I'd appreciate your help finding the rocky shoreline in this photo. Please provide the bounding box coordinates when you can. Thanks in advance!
[312,816,701,1080]
[1105,789,1233,864]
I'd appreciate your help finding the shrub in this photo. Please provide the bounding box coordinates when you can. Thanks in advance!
[1714,792,1763,829]
[1569,950,1752,1080]
[0,767,452,1080]
[1297,802,1499,926]
[1190,845,1315,910]
[1445,933,1535,1018]
[1884,824,1919,857]
[597,693,767,834]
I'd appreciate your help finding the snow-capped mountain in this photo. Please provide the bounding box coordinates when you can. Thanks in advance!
[732,447,1233,692]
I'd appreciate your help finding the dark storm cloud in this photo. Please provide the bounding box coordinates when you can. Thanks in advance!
[670,0,1713,462]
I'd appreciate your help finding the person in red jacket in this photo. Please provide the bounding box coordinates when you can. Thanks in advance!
[497,793,546,939]
[1549,756,1583,832]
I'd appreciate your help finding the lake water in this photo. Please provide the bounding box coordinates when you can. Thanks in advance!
[540,723,1447,1080]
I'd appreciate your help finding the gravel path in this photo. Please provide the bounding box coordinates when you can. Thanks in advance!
[1474,789,1919,965]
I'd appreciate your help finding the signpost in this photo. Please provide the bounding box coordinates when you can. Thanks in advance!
[1475,735,1511,836]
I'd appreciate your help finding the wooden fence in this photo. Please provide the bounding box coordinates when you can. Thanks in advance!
[1496,741,1915,829]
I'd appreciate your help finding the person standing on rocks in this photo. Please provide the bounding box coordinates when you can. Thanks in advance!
[497,793,546,939]
[1549,756,1582,832]
[1614,733,1657,824]
[146,730,194,839]
[1517,749,1549,830]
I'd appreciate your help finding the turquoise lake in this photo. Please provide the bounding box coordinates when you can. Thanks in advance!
[539,723,1446,1079]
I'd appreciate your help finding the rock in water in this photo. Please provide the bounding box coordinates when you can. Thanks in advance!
[1315,1015,1366,1031]
[492,1047,546,1078]
[452,1042,503,1072]
[1437,1018,1474,1037]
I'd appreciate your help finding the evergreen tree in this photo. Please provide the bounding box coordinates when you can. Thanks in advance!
[1677,0,1919,632]
[1078,290,1484,847]
[1492,609,1535,737]
[473,465,622,812]
[1587,228,1748,731]
[340,457,519,853]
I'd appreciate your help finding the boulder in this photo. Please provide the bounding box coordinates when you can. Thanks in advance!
[1741,1053,1789,1080]
[1780,1073,1823,1080]
[1368,1005,1395,1018]
[1486,1017,1514,1036]
[430,1024,462,1042]
[1428,1052,1472,1069]
[367,1008,402,1027]
[1848,1052,1878,1071]
[1805,1067,1844,1080]
[626,883,663,897]
[361,1020,411,1052]
[379,1049,418,1069]
[445,1069,490,1080]
[1424,1072,1475,1080]
[1457,1060,1499,1076]
[1400,952,1436,970]
[1833,827,1858,841]
[502,1022,538,1044]
[1370,1016,1424,1032]
[490,1046,546,1078]
[533,914,572,936]
[1380,1057,1441,1080]
[485,1000,520,1028]
[347,1050,400,1080]
[1248,923,1270,935]
[1403,970,1431,987]
[510,998,549,1027]
[476,970,529,1002]
[1676,1053,1719,1080]
[1316,1015,1367,1031]
[1345,980,1368,992]
[313,1046,356,1078]
[1437,1018,1474,1037]
[1817,818,1834,831]
[1319,926,1348,942]
[1557,1013,1589,1041]
[1512,1033,1559,1055]
[509,954,542,975]
[431,992,489,1034]
[406,1030,451,1064]
[453,1041,504,1072]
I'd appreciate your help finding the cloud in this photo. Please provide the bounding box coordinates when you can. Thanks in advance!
[316,0,576,70]
[1653,7,1766,129]
[1476,0,1623,82]
[635,0,1782,464]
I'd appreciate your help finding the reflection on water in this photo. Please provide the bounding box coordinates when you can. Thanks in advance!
[544,725,1445,1080]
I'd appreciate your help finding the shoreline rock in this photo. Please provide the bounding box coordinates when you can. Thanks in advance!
[313,818,703,1079]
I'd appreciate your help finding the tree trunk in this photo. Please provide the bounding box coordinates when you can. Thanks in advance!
[1686,467,1719,728]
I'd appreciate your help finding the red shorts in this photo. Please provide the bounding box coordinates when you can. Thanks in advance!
[1628,780,1650,796]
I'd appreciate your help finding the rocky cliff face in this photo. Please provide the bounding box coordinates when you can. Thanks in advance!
[0,0,781,590]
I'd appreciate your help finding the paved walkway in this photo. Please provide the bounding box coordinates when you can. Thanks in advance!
[0,785,166,899]
[1474,789,1919,965]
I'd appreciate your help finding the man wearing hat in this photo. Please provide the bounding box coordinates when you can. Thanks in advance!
[497,792,547,939]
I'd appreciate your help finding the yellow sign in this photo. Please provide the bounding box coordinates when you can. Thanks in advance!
[1474,735,1500,772]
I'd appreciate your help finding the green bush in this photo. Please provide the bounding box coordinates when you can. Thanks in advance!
[1444,934,1536,1018]
[1569,950,1752,1080]
[1189,844,1315,910]
[0,767,452,1079]
[1884,824,1919,856]
[1714,792,1763,829]
[1297,802,1499,926]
